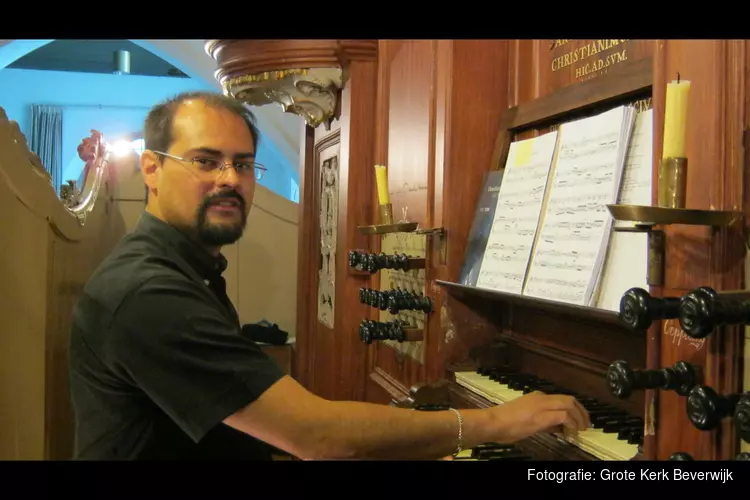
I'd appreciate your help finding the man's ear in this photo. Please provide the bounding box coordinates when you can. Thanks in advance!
[140,150,161,197]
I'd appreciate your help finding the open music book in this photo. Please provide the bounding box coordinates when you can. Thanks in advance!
[472,104,641,308]
[475,131,558,294]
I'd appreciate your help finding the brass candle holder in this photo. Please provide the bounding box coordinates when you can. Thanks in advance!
[379,203,394,225]
[657,156,688,209]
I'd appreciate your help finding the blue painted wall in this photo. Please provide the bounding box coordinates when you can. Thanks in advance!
[0,68,299,201]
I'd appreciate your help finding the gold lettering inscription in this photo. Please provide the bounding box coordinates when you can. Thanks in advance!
[551,39,630,81]
[632,97,652,113]
[551,39,571,50]
[663,319,705,352]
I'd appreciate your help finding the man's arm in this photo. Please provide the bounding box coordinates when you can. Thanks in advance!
[109,275,588,459]
[224,375,589,460]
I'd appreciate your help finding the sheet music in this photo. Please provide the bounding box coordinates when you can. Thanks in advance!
[475,131,558,294]
[595,109,653,311]
[523,105,636,306]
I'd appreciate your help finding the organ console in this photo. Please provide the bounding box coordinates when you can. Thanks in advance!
[256,39,749,464]
[606,360,700,399]
[452,366,643,461]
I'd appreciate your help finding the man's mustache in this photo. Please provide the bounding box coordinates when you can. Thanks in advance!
[203,191,246,210]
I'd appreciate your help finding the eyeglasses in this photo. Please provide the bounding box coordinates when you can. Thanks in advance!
[152,151,267,181]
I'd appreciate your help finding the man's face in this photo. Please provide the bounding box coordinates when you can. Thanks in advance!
[143,99,257,250]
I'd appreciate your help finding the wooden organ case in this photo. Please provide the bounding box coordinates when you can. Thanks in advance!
[0,109,115,460]
[211,40,750,461]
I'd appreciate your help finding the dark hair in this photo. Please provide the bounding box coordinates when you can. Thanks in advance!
[142,91,261,201]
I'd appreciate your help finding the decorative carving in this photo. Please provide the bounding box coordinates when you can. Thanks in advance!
[206,40,377,129]
[226,68,343,130]
[60,180,81,208]
[68,130,110,224]
[317,154,339,327]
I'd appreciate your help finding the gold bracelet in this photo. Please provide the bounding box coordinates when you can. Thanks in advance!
[448,408,463,455]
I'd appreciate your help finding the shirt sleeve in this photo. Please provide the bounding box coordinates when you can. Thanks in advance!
[106,274,285,443]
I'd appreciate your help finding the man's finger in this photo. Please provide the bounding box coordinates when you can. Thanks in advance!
[572,398,591,428]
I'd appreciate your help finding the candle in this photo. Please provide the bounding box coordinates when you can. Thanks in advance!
[662,79,691,158]
[374,164,390,205]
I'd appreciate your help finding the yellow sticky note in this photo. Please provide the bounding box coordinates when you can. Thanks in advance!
[513,139,534,167]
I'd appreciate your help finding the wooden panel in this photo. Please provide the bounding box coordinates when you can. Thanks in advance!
[364,40,434,401]
[295,60,377,401]
[367,40,513,401]
[650,40,746,460]
[0,119,116,460]
[520,40,654,100]
[385,40,433,226]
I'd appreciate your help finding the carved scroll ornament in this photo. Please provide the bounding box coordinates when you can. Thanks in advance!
[66,130,110,223]
[224,68,343,130]
[206,40,377,130]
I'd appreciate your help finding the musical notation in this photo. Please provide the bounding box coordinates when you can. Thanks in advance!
[475,131,558,294]
[594,108,653,311]
[523,105,636,306]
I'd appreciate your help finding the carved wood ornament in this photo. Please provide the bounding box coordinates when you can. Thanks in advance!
[206,40,377,129]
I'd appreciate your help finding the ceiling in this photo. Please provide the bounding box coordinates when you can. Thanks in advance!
[7,39,188,78]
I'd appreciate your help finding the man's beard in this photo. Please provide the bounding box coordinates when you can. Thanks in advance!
[195,191,247,246]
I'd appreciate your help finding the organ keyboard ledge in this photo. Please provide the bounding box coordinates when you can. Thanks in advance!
[452,367,642,461]
[436,280,623,326]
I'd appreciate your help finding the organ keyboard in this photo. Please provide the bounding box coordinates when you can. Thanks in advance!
[451,442,533,461]
[454,367,642,461]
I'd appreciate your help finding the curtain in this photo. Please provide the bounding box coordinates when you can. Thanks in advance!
[29,104,63,193]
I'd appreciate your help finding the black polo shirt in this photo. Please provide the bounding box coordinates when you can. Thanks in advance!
[68,211,285,460]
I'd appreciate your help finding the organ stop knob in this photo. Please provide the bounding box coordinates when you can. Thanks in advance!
[679,286,750,339]
[669,451,750,460]
[618,287,680,331]
[686,385,740,431]
[732,392,750,443]
[606,360,699,399]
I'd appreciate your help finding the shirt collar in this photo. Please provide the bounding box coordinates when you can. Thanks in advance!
[136,211,227,278]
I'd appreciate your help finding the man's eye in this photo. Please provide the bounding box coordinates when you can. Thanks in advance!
[195,158,220,167]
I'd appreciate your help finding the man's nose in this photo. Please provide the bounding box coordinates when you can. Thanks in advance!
[216,164,242,187]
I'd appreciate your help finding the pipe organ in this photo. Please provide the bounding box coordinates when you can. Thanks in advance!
[8,39,746,462]
[208,39,750,461]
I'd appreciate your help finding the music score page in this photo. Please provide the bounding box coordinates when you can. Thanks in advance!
[523,106,636,306]
[594,108,653,310]
[475,131,558,294]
